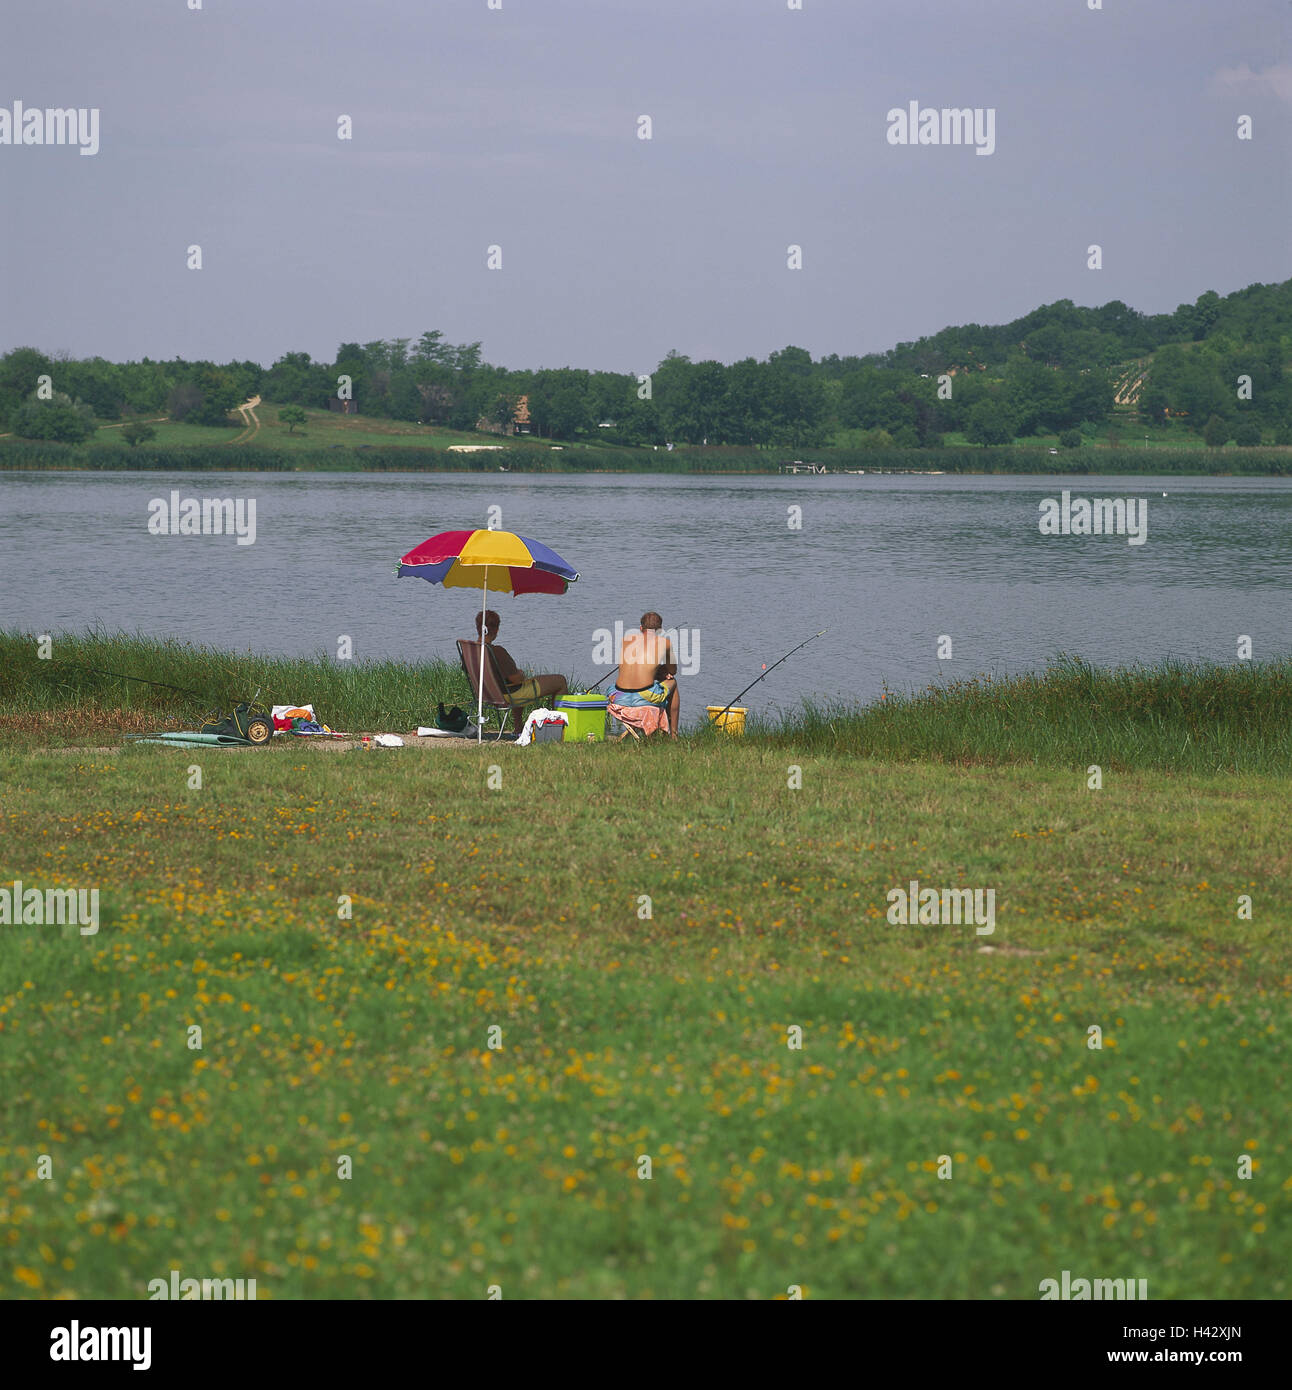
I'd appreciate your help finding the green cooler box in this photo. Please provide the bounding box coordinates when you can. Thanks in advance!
[557,693,608,743]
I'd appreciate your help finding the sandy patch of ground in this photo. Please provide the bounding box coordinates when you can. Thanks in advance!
[39,730,501,754]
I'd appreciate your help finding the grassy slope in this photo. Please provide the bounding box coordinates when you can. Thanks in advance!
[90,399,1260,458]
[0,637,1289,1298]
[93,408,550,453]
[0,744,1286,1299]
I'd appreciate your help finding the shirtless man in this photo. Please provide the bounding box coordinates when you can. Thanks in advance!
[475,610,567,734]
[613,611,679,737]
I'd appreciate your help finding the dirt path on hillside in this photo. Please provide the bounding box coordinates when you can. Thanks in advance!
[229,395,262,445]
[2,415,169,441]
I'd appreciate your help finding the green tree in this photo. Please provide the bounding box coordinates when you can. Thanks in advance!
[1064,369,1114,426]
[279,405,307,434]
[166,382,203,422]
[545,384,591,440]
[965,398,1016,446]
[263,352,329,407]
[1234,419,1261,446]
[722,359,772,446]
[838,365,906,433]
[1137,378,1168,427]
[1201,414,1229,447]
[411,365,457,425]
[119,359,170,414]
[120,417,156,447]
[387,371,423,423]
[1003,358,1063,435]
[60,356,125,419]
[0,347,54,422]
[653,351,699,443]
[11,390,96,443]
[1059,428,1082,448]
[412,330,450,365]
[488,393,520,432]
[186,366,242,427]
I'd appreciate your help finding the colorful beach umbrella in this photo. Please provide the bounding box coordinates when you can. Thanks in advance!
[397,529,579,740]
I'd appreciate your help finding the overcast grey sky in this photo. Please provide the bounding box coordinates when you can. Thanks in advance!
[3,0,1289,372]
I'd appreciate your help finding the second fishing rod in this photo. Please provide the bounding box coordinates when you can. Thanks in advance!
[580,624,827,724]
[708,629,828,725]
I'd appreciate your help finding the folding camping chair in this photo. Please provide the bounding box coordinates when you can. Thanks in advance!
[606,695,670,742]
[456,639,543,742]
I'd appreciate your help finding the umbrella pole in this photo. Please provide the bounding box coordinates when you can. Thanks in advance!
[477,569,488,743]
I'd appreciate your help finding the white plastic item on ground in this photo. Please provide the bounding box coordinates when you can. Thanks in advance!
[417,727,465,738]
[272,704,315,721]
[516,708,568,746]
[371,733,404,747]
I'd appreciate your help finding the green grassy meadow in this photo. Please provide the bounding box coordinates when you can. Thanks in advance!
[1,638,1288,1298]
[3,397,1288,475]
[92,408,544,453]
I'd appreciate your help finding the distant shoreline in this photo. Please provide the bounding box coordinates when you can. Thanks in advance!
[2,464,1287,479]
[1,440,1289,480]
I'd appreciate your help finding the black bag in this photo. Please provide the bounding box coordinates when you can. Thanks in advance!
[436,701,469,733]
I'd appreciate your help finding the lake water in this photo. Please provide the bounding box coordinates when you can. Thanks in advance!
[2,470,1289,726]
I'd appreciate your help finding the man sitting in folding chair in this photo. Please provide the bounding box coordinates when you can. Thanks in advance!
[462,610,567,737]
[607,611,679,740]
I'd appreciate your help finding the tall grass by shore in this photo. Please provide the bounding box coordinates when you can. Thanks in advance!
[1,438,1289,476]
[3,632,1288,772]
[763,655,1292,775]
[0,630,476,736]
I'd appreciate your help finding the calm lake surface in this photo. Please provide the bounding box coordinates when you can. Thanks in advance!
[2,470,1289,726]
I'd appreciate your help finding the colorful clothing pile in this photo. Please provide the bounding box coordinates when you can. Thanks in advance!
[272,704,315,730]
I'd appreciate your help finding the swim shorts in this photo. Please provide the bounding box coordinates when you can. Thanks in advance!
[507,677,545,702]
[612,680,671,707]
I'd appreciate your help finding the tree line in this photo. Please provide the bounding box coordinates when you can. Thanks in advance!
[2,280,1289,447]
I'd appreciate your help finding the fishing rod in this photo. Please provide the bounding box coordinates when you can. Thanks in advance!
[581,621,691,693]
[51,660,267,713]
[710,629,828,726]
[51,662,208,700]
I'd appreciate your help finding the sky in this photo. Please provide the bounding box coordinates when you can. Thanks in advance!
[3,0,1289,373]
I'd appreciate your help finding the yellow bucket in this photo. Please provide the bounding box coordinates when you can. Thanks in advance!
[707,705,747,735]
